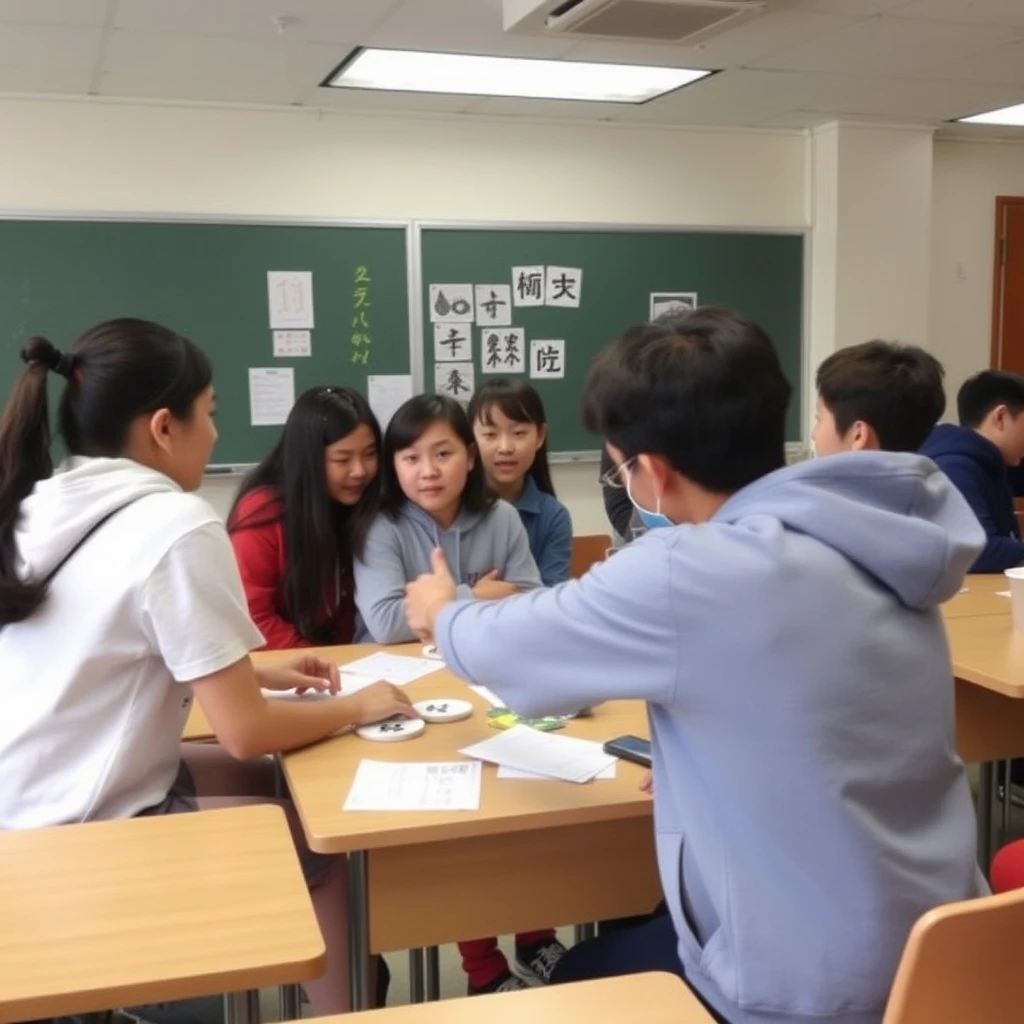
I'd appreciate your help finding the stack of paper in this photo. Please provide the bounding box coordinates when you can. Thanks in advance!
[460,725,616,784]
[343,760,482,812]
[341,651,444,686]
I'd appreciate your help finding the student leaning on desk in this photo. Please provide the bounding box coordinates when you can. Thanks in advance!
[0,319,415,1018]
[405,307,987,1024]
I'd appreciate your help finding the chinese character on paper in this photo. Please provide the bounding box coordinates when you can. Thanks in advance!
[435,362,476,400]
[433,323,470,362]
[545,266,582,309]
[530,339,565,380]
[512,266,545,307]
[474,284,512,326]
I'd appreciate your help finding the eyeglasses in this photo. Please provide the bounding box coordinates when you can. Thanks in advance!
[599,455,636,490]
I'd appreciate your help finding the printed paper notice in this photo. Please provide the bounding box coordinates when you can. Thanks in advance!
[368,375,413,431]
[267,271,314,329]
[436,362,475,401]
[344,760,482,812]
[272,330,311,357]
[248,367,295,426]
[649,292,697,321]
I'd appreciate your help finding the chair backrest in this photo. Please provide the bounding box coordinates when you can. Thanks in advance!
[882,888,1024,1024]
[570,534,611,579]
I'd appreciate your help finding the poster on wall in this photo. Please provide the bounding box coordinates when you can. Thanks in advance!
[649,292,698,321]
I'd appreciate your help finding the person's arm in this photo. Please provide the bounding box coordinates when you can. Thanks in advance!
[534,502,573,586]
[498,505,543,590]
[229,521,309,650]
[353,517,420,644]
[941,457,1024,572]
[600,447,635,540]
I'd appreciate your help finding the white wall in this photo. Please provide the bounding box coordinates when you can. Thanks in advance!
[0,97,808,532]
[930,137,1024,404]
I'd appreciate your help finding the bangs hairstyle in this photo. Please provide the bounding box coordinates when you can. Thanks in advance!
[582,306,791,494]
[467,378,556,497]
[380,393,494,519]
[230,386,381,641]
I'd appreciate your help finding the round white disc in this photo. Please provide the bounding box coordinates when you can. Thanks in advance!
[413,698,474,724]
[422,645,443,661]
[356,716,426,742]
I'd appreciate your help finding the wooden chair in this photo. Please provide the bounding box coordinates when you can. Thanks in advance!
[882,888,1024,1024]
[570,533,611,579]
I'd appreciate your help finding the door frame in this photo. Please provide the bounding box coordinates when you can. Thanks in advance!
[991,196,1024,368]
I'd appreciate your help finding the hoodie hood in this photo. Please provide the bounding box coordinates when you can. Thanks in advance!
[16,457,182,582]
[920,423,1005,476]
[714,451,984,610]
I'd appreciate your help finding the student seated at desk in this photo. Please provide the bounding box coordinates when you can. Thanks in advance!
[812,340,945,455]
[468,379,572,587]
[406,308,987,1024]
[0,320,415,1017]
[229,386,380,648]
[920,370,1024,572]
[354,393,541,646]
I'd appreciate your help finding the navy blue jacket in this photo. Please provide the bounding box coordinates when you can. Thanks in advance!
[920,424,1024,572]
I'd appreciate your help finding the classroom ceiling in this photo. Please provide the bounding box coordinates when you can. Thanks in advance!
[1,0,1023,133]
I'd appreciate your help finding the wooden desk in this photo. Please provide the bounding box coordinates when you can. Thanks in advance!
[0,805,325,1024]
[273,644,659,1011]
[306,973,715,1024]
[942,576,1011,620]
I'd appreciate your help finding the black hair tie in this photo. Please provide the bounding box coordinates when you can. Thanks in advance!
[20,344,75,379]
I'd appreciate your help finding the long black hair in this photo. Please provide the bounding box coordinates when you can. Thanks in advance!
[467,378,556,497]
[379,393,494,520]
[229,386,381,640]
[0,318,213,626]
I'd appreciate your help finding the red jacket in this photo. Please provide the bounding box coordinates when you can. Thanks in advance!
[228,487,357,650]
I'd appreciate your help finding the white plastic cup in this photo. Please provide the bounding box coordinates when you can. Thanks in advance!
[1005,568,1024,631]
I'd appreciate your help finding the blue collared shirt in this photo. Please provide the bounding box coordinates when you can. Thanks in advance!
[513,476,573,586]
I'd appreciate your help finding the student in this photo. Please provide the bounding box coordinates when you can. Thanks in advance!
[468,379,572,586]
[229,386,380,648]
[0,320,415,1018]
[920,370,1024,572]
[405,308,986,1024]
[354,393,541,647]
[812,340,945,455]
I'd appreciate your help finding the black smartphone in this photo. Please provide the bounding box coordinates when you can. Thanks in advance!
[603,734,652,768]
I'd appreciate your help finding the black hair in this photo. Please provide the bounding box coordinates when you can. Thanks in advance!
[582,306,791,494]
[229,386,381,642]
[0,318,212,626]
[957,370,1024,429]
[467,378,556,497]
[816,340,946,452]
[379,393,494,519]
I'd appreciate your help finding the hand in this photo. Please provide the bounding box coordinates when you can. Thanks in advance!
[639,769,653,795]
[472,570,520,601]
[258,655,340,695]
[344,681,418,726]
[405,548,458,643]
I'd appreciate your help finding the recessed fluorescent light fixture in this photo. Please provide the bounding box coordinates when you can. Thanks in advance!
[957,102,1024,127]
[323,47,712,104]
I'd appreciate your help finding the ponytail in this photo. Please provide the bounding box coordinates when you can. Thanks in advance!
[0,338,76,624]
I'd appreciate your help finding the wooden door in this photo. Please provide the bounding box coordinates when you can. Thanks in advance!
[991,197,1024,374]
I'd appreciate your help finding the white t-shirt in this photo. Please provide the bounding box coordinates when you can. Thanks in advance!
[0,460,263,829]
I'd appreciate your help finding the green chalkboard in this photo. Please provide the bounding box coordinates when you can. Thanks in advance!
[0,219,410,466]
[420,227,805,453]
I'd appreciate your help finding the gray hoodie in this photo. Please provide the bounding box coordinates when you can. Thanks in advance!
[354,499,541,644]
[434,452,987,1024]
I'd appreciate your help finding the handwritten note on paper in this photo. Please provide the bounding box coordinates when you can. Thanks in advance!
[273,330,312,357]
[367,374,413,431]
[530,339,566,381]
[545,266,582,308]
[430,284,474,323]
[434,322,472,363]
[512,266,545,307]
[436,362,475,402]
[341,651,444,686]
[460,725,616,784]
[343,760,482,812]
[248,367,295,426]
[268,271,314,329]
[481,327,525,375]
[475,284,512,326]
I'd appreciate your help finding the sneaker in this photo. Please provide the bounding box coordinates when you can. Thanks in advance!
[468,969,531,997]
[515,938,568,984]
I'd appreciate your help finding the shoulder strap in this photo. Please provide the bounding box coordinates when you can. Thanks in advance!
[41,497,146,588]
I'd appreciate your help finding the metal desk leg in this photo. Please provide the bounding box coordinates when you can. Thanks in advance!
[425,945,441,1001]
[223,990,261,1024]
[278,983,302,1020]
[978,761,996,872]
[408,948,426,1003]
[574,923,596,944]
[348,850,372,1011]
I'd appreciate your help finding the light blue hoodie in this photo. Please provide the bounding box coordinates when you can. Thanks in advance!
[434,452,987,1024]
[355,499,541,644]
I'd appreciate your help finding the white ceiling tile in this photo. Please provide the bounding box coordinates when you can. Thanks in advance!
[0,22,100,92]
[311,88,474,114]
[112,0,403,44]
[752,13,1015,77]
[894,0,1024,27]
[460,95,624,120]
[917,39,1024,88]
[784,0,912,13]
[0,0,108,26]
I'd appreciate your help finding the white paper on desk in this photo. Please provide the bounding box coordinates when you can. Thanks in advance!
[343,760,481,812]
[460,725,616,784]
[342,651,444,686]
[339,672,386,694]
[262,688,336,701]
[998,590,1011,597]
[498,762,617,781]
[248,367,295,426]
[368,374,413,431]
